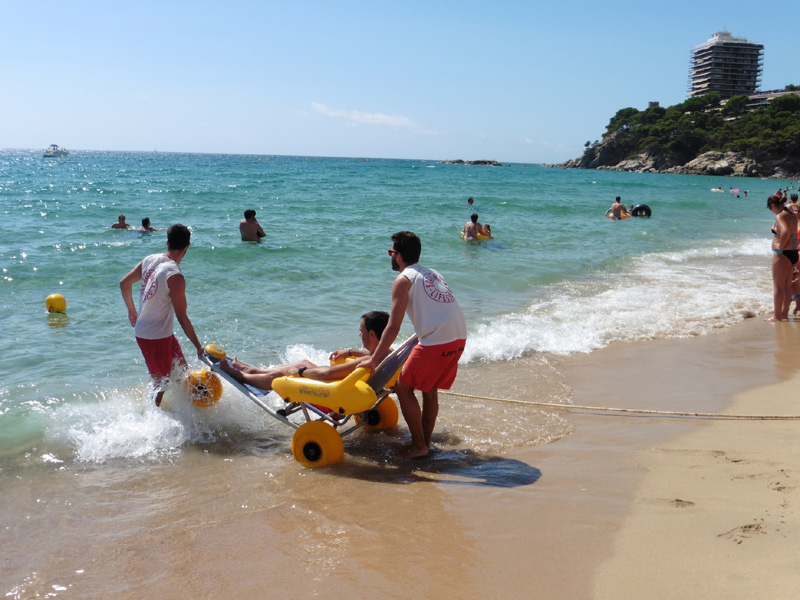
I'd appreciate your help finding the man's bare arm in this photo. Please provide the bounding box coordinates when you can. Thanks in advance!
[119,262,143,326]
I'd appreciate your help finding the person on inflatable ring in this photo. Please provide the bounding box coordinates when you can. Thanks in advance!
[463,213,489,240]
[219,311,392,390]
[604,197,630,220]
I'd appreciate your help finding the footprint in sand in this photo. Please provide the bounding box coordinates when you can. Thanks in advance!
[669,498,695,508]
[640,497,696,508]
[718,520,766,544]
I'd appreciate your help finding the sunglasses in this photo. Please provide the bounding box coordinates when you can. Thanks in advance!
[387,249,398,256]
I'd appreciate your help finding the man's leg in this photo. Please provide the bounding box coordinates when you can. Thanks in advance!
[394,379,429,458]
[153,377,169,407]
[421,388,439,449]
[138,336,183,408]
[226,357,269,374]
[220,359,313,390]
[170,335,187,370]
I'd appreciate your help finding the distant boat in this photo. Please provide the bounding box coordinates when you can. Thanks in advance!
[43,144,68,157]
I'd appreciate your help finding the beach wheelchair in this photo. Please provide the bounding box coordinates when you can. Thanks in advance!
[198,336,418,467]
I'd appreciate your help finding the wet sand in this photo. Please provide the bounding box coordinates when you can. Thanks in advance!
[4,318,799,599]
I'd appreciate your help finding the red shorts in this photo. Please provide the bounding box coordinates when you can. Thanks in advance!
[136,335,186,378]
[399,338,466,393]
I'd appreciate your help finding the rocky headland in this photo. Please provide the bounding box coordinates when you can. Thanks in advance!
[551,144,797,178]
[548,91,800,179]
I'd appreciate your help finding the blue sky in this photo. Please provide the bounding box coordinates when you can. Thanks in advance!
[2,1,798,163]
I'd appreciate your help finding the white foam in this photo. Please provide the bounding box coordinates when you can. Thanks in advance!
[46,341,353,463]
[48,378,286,463]
[462,237,771,362]
[49,387,188,462]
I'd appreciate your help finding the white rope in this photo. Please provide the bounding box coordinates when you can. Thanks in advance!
[440,390,800,420]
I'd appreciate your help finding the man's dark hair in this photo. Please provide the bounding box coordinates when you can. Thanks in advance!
[361,311,390,339]
[167,224,191,250]
[391,231,421,264]
[244,209,256,219]
[615,196,621,202]
[142,218,150,227]
[471,213,478,222]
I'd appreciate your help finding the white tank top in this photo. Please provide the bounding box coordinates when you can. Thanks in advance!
[134,253,182,340]
[400,264,467,346]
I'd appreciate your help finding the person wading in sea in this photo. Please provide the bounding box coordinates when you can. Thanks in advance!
[120,224,204,407]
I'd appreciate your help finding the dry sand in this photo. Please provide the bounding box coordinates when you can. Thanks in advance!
[589,322,800,599]
[548,316,800,599]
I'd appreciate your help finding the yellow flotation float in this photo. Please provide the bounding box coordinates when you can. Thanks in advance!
[460,230,491,240]
[185,369,223,407]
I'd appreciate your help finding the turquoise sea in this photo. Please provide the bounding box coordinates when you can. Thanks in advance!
[3,149,798,597]
[1,149,794,465]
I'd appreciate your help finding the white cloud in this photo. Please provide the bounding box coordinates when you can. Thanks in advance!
[311,102,434,134]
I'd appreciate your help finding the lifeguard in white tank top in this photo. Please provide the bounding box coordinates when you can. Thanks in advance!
[135,254,183,340]
[400,264,467,345]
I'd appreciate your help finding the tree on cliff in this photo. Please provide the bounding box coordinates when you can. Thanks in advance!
[727,94,800,160]
[574,90,800,174]
[606,108,641,134]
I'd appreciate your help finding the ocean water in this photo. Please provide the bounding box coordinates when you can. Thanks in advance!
[2,149,795,597]
[0,149,791,466]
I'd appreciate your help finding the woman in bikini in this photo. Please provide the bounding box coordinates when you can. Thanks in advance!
[766,194,799,322]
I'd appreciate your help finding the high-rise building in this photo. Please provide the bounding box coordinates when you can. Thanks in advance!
[688,31,763,98]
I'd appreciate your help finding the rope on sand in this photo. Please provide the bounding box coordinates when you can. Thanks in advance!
[440,391,800,420]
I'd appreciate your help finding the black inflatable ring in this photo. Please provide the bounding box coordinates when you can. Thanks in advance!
[631,204,651,217]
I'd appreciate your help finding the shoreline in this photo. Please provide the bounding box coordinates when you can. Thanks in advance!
[543,163,800,180]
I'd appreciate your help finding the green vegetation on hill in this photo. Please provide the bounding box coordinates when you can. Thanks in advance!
[594,88,800,168]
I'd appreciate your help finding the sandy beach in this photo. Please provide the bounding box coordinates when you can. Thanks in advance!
[5,317,800,599]
[431,314,800,599]
[557,316,800,599]
[431,315,800,600]
[4,149,793,599]
[589,321,800,599]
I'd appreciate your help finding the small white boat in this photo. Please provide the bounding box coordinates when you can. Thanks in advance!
[43,144,68,157]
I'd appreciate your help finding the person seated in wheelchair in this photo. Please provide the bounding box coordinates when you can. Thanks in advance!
[219,311,390,390]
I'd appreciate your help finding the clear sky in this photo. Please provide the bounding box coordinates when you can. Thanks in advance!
[2,1,798,163]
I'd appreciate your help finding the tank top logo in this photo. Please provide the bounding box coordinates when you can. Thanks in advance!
[140,268,158,302]
[422,271,455,303]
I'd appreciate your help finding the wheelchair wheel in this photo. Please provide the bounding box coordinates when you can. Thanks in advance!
[291,421,344,468]
[356,398,399,432]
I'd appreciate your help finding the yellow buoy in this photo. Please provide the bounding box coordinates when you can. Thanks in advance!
[185,370,223,407]
[46,293,67,312]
